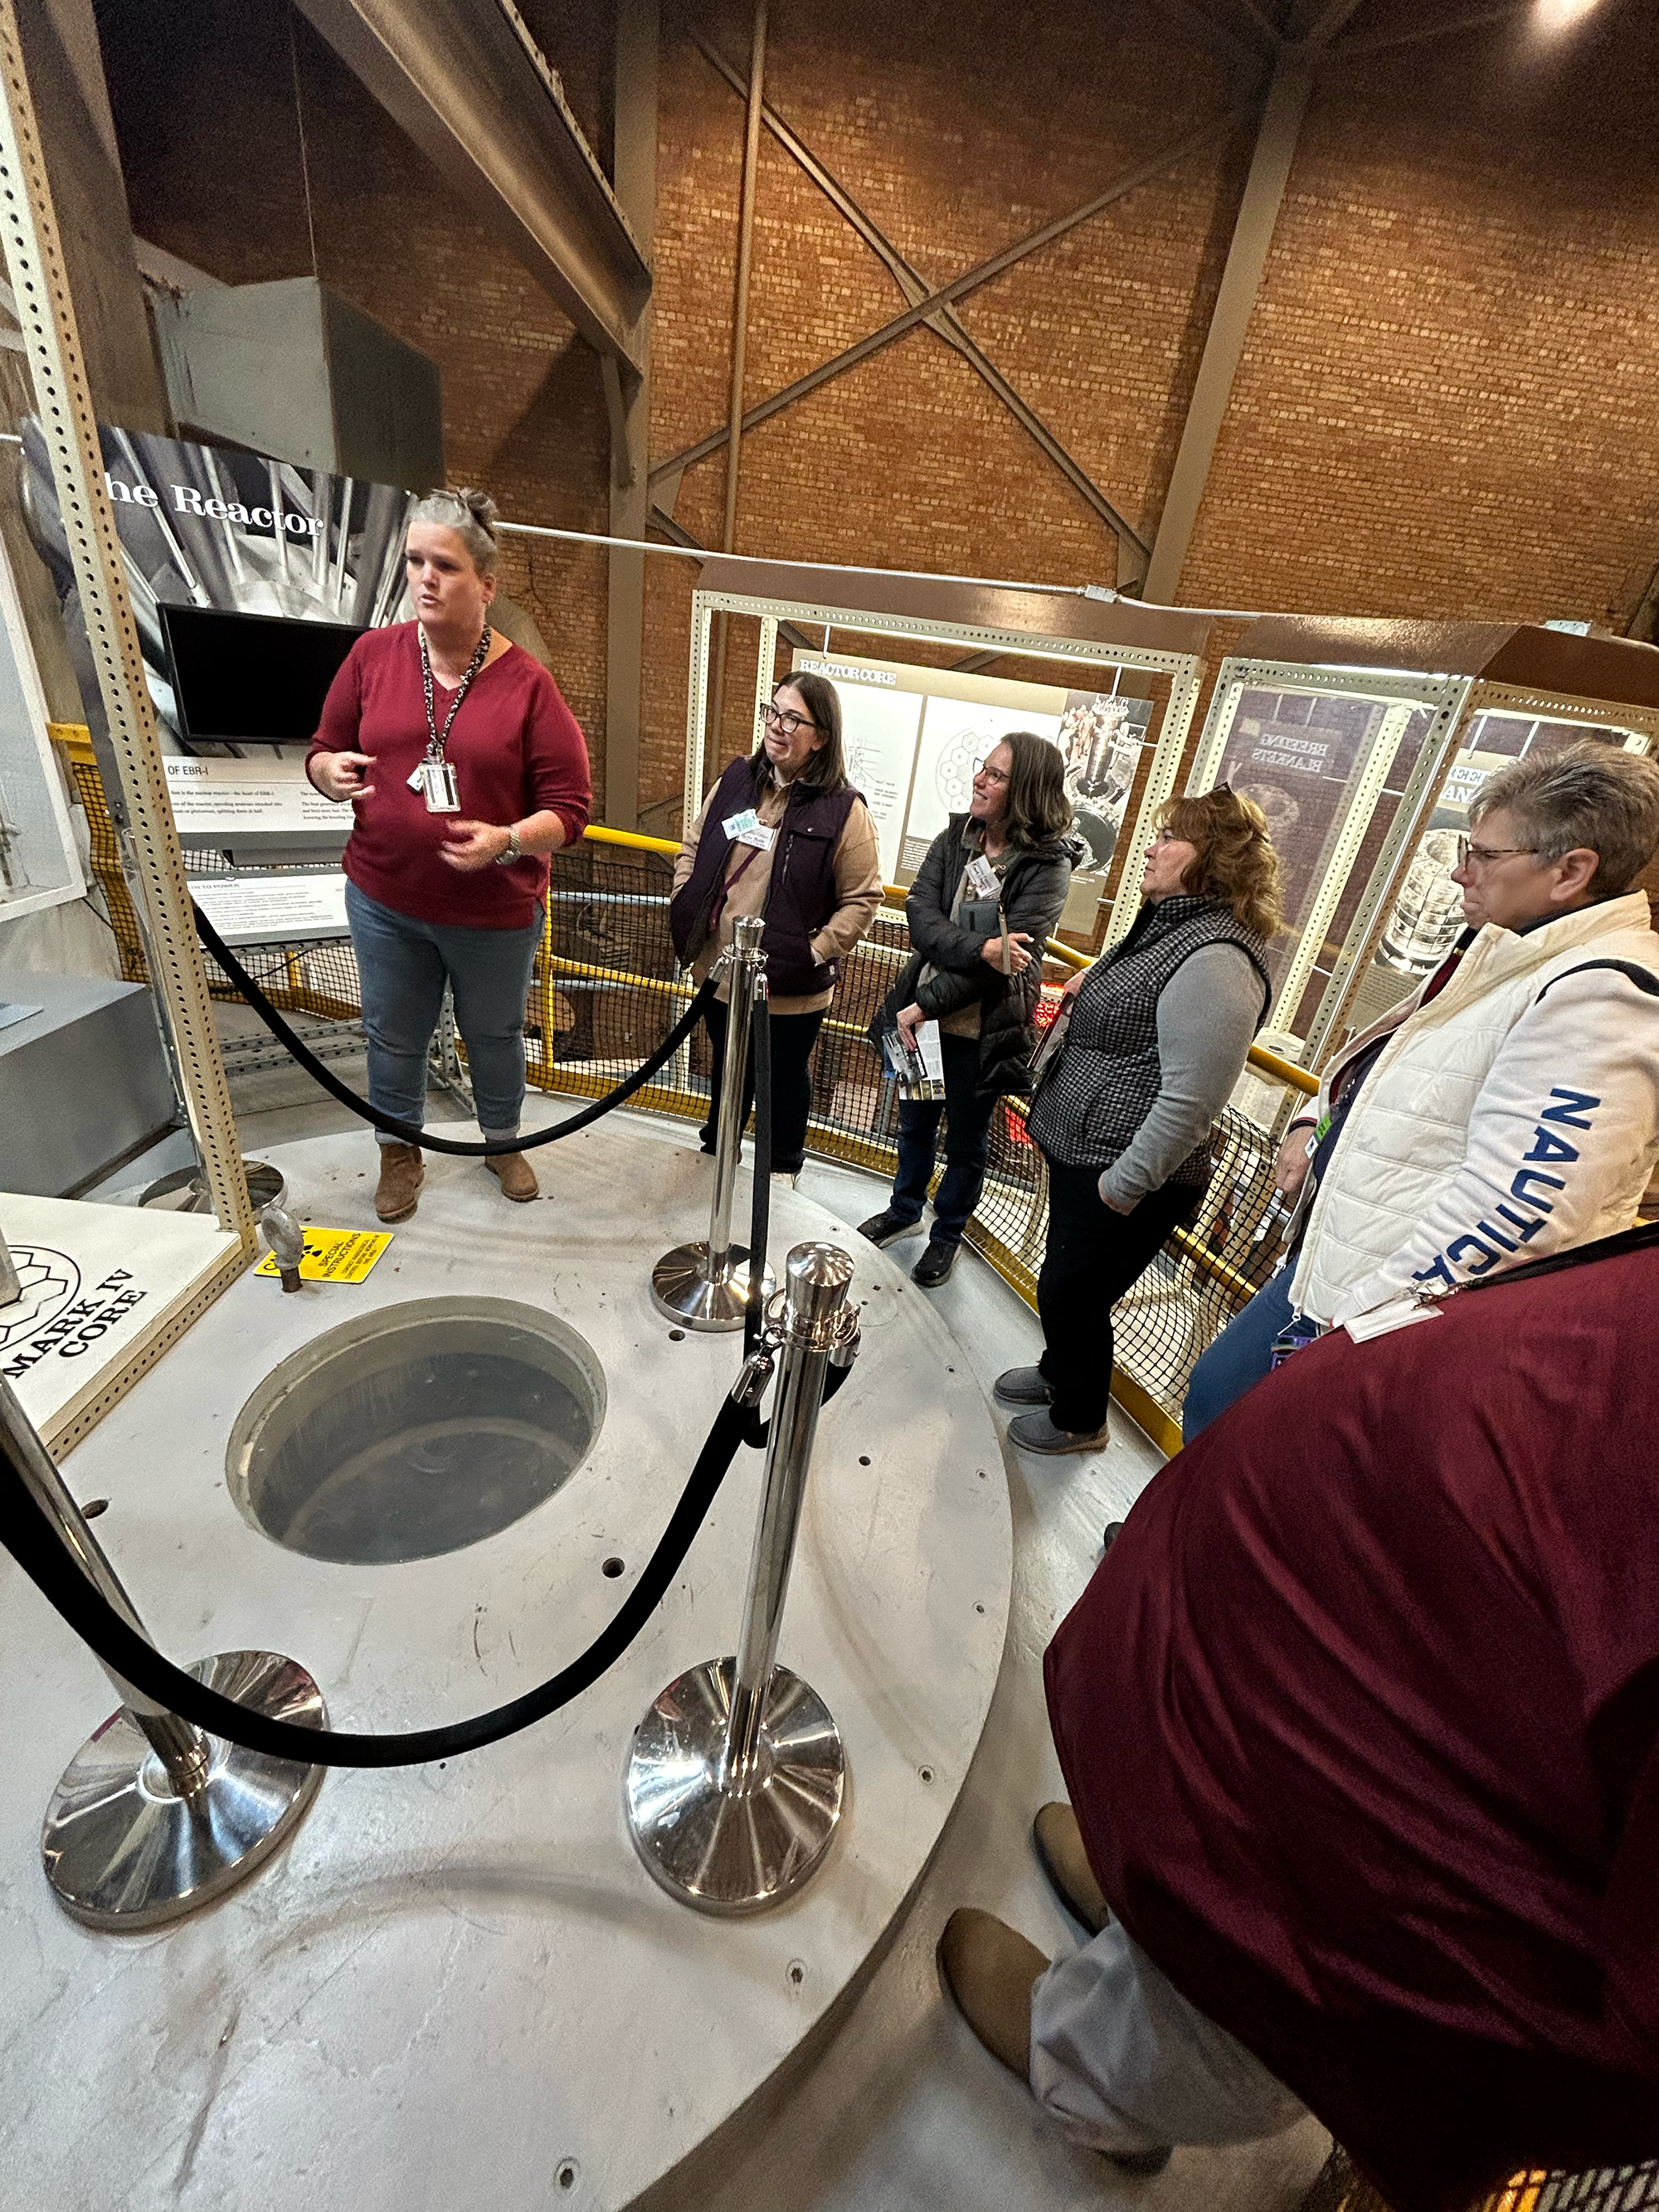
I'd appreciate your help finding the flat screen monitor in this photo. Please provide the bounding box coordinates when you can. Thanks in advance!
[159,603,366,746]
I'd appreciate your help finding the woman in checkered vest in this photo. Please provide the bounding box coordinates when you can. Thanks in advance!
[995,788,1282,1454]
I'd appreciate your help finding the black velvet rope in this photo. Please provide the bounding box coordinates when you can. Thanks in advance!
[3,1355,854,1770]
[192,901,717,1158]
[2,1384,752,1767]
[747,995,773,1359]
[743,996,774,1446]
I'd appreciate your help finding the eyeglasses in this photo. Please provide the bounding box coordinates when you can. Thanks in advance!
[971,757,1010,786]
[763,701,820,737]
[1456,835,1540,868]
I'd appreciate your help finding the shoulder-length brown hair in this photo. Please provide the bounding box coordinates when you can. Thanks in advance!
[995,730,1074,848]
[1161,785,1284,936]
[749,671,848,791]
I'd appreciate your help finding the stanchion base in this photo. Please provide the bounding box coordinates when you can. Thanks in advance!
[41,1650,327,1932]
[625,1656,844,1914]
[650,1243,776,1332]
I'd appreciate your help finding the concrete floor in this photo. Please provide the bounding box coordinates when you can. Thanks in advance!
[202,1030,1332,2212]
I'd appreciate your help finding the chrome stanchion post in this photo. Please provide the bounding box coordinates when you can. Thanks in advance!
[651,914,776,1330]
[626,1242,859,1913]
[0,1376,328,1930]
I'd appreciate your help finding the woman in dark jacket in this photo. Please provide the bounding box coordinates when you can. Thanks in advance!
[859,731,1078,1286]
[996,786,1282,1454]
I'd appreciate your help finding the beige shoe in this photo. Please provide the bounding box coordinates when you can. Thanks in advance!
[1033,1803,1109,1936]
[486,1149,539,1203]
[937,1908,1048,2078]
[374,1141,424,1223]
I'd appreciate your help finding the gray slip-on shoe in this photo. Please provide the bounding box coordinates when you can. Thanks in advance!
[1007,1408,1108,1455]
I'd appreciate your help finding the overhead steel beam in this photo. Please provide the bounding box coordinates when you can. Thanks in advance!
[602,0,658,829]
[1141,56,1312,604]
[649,112,1240,488]
[292,0,650,372]
[693,36,1151,564]
[1141,0,1273,68]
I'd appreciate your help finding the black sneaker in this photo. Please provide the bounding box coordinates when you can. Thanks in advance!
[1102,1519,1124,1554]
[857,1208,924,1248]
[912,1237,957,1288]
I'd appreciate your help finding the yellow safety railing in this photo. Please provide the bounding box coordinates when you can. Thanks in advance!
[52,731,1321,1453]
[583,823,1321,1097]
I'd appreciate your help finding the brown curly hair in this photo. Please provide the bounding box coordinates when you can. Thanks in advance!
[1160,785,1285,937]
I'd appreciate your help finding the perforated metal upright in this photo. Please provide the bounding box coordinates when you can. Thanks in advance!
[0,0,252,1247]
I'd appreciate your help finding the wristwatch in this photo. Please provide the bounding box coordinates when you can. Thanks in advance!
[495,826,523,866]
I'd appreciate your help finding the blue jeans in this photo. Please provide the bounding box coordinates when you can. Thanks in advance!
[1181,1266,1296,1443]
[346,879,542,1142]
[890,1032,1000,1248]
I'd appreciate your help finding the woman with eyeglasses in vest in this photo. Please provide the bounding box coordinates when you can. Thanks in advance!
[672,673,883,1180]
[996,787,1282,1454]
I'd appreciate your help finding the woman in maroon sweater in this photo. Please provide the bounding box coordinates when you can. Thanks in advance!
[307,489,591,1222]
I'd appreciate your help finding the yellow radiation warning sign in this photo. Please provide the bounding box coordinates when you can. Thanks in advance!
[255,1228,392,1285]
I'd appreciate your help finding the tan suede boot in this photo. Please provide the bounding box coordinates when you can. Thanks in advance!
[486,1149,539,1203]
[375,1141,424,1223]
[937,1908,1048,2078]
[1033,1802,1110,1935]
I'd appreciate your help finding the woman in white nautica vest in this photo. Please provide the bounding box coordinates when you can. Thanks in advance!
[1184,737,1659,1441]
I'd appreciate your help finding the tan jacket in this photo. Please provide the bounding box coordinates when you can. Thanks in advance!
[674,778,884,1014]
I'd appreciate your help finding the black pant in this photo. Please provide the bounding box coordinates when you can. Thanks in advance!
[1037,1159,1199,1436]
[891,1031,1000,1248]
[700,999,825,1174]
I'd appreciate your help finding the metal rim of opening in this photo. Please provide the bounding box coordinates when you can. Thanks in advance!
[224,1296,606,1567]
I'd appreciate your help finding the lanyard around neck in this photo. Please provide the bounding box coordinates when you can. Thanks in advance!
[420,625,492,761]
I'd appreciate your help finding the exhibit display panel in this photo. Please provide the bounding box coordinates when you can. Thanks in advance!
[682,555,1214,953]
[1185,658,1469,1069]
[1354,698,1659,1017]
[1194,621,1659,1077]
[22,421,403,867]
[786,644,1154,921]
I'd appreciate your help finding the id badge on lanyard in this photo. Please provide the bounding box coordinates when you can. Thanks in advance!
[412,757,460,814]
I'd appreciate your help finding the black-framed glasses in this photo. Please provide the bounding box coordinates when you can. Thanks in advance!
[762,700,820,737]
[1456,834,1540,868]
[971,756,1010,785]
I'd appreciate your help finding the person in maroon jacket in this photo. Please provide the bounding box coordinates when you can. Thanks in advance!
[938,1224,1659,2210]
[308,489,591,1223]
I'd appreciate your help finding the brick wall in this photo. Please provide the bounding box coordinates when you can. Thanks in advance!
[97,0,1659,838]
[1180,4,1659,627]
[98,0,616,814]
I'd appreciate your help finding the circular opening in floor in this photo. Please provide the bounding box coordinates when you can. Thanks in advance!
[226,1296,606,1565]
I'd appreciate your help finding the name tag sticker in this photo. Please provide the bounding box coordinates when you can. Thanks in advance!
[966,855,1001,899]
[723,808,775,852]
[1344,1298,1443,1344]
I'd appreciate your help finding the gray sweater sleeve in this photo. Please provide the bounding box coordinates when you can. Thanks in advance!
[1097,944,1262,1208]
